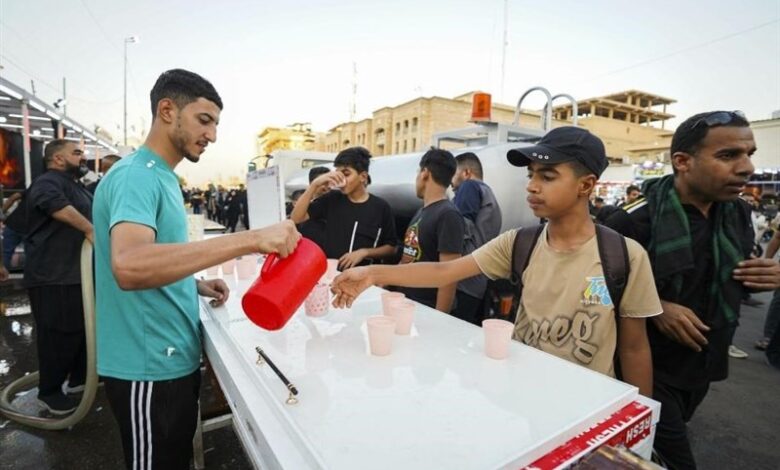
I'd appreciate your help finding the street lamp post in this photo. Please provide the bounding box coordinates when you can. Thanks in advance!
[123,36,139,147]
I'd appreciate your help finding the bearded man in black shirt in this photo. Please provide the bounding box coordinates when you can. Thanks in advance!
[24,139,94,415]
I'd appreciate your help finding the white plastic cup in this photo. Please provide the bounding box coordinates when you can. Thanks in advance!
[367,316,396,356]
[322,259,339,284]
[305,283,330,317]
[221,258,236,275]
[381,292,405,316]
[483,319,514,360]
[237,255,257,280]
[390,300,415,335]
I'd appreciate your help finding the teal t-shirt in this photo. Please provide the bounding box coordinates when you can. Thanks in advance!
[93,146,200,381]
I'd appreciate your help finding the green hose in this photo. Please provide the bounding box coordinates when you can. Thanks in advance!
[0,239,98,430]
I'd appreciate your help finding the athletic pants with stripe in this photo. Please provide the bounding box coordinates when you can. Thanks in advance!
[104,369,201,470]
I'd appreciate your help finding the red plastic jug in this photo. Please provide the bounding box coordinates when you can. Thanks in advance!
[241,238,327,330]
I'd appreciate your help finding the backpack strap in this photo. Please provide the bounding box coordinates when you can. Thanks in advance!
[595,225,630,379]
[510,225,545,299]
[594,225,630,317]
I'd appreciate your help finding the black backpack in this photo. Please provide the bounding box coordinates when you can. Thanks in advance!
[510,224,630,316]
[482,224,631,377]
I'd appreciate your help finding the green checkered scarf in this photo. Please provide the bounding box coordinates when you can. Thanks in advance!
[643,175,743,323]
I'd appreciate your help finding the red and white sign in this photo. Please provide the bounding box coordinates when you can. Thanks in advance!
[524,401,653,470]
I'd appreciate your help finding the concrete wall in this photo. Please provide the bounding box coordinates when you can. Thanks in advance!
[751,118,780,170]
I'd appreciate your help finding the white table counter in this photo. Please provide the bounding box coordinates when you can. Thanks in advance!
[200,271,649,469]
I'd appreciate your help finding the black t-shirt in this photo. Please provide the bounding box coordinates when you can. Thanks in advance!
[605,200,753,389]
[307,190,398,261]
[23,170,93,287]
[394,199,464,308]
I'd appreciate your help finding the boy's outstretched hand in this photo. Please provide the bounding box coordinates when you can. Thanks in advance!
[331,266,373,308]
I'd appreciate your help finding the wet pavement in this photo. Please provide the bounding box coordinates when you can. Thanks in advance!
[1,279,779,469]
[0,279,251,470]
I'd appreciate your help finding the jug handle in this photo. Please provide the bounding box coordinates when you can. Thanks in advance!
[260,253,277,278]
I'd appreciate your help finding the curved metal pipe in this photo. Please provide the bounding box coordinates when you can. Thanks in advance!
[542,93,579,126]
[0,239,98,430]
[512,86,553,131]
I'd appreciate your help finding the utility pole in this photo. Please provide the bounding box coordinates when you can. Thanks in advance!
[62,77,67,116]
[500,0,509,103]
[124,36,138,146]
[349,62,357,122]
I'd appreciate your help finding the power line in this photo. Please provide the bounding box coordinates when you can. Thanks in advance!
[0,53,122,105]
[78,0,121,54]
[0,53,62,93]
[77,0,145,126]
[0,20,66,70]
[578,19,779,84]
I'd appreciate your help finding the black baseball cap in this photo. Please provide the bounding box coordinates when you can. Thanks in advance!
[506,126,608,177]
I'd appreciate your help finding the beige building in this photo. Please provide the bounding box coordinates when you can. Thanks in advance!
[751,115,780,170]
[553,90,676,163]
[257,122,324,155]
[315,90,676,164]
[319,92,551,156]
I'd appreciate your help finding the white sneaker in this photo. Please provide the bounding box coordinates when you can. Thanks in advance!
[65,383,85,394]
[728,345,749,359]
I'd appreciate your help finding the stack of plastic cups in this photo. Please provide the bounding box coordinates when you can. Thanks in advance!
[386,298,415,335]
[482,319,514,359]
[221,258,237,280]
[367,316,396,356]
[236,255,258,280]
[305,283,330,317]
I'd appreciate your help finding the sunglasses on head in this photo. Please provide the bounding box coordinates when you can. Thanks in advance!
[694,110,747,129]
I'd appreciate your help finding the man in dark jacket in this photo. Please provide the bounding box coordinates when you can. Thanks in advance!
[450,152,502,324]
[605,111,780,470]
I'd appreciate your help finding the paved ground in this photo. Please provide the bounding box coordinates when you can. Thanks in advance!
[1,279,778,469]
[0,278,252,470]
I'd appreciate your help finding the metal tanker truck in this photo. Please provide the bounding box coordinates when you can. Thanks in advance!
[281,87,578,233]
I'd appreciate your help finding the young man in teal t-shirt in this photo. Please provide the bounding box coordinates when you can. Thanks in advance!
[93,69,301,469]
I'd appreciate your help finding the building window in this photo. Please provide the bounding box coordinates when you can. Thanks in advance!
[395,142,399,153]
[404,120,409,133]
[395,122,400,133]
[412,138,416,151]
[403,140,408,153]
[412,117,418,132]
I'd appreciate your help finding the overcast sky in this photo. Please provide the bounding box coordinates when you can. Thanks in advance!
[1,0,778,185]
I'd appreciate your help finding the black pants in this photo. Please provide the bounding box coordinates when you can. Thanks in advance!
[28,285,86,397]
[767,314,780,368]
[652,380,710,470]
[452,291,484,326]
[227,215,239,233]
[105,369,201,470]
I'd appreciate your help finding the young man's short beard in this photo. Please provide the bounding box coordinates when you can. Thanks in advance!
[172,122,198,162]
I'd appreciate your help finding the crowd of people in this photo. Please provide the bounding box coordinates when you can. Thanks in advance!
[182,184,250,232]
[1,67,779,470]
